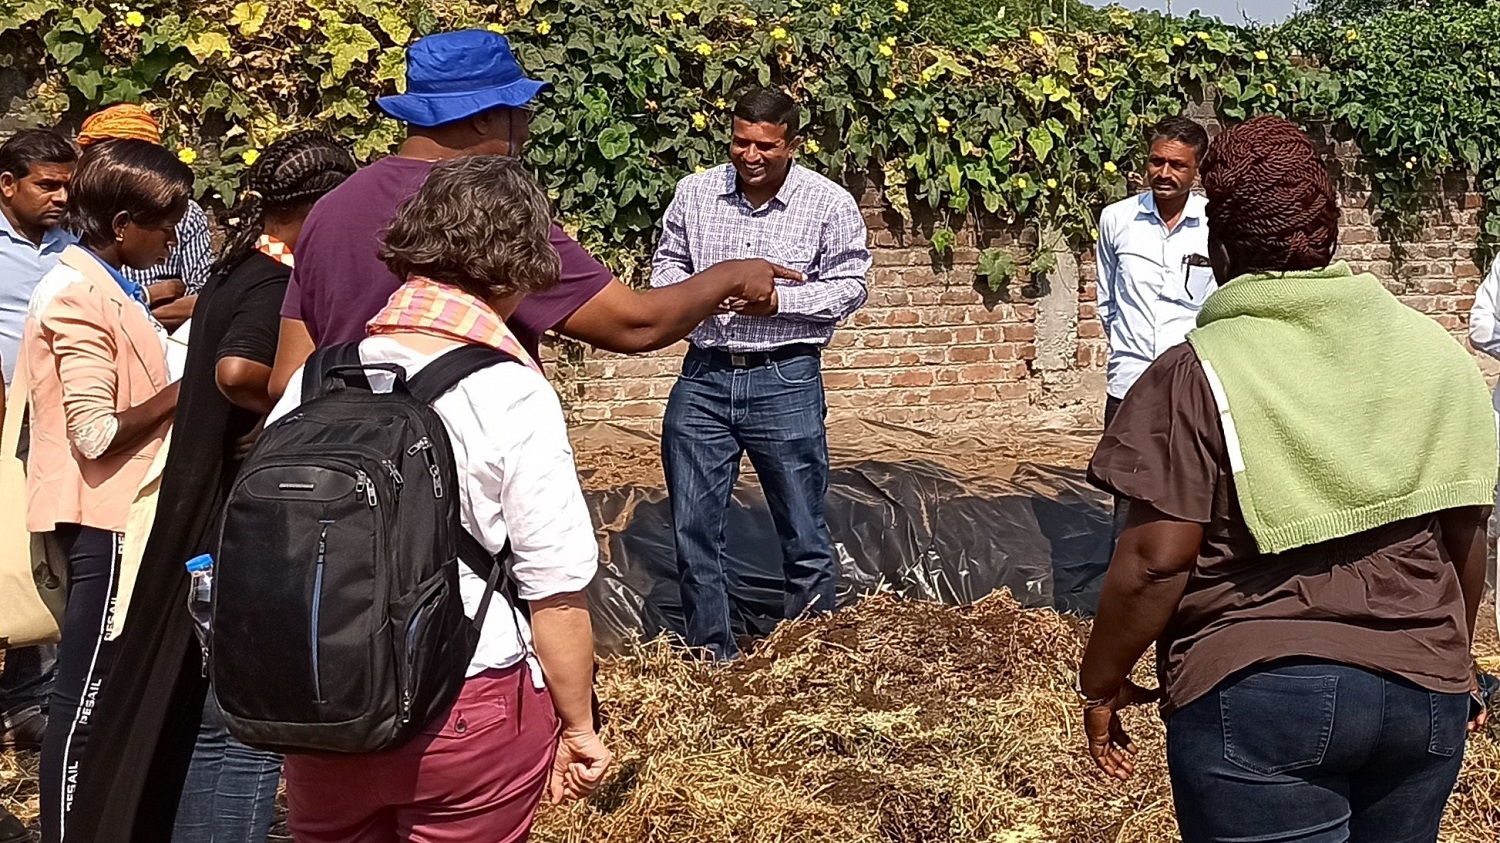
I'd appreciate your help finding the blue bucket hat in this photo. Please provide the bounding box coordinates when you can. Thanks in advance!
[376,30,552,128]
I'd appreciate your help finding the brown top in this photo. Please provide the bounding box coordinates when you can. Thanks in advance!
[1088,343,1472,716]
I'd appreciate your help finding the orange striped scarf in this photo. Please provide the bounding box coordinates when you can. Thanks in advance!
[366,276,541,373]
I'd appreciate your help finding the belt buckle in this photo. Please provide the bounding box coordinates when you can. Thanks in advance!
[730,353,748,367]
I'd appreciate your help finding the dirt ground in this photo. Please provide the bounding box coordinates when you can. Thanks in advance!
[3,422,1498,840]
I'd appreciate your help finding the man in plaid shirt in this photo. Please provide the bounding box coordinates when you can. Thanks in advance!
[651,87,871,660]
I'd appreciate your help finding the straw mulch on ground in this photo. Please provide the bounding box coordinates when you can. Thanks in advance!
[532,592,1500,843]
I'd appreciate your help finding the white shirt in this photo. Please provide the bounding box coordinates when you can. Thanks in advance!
[1470,260,1500,416]
[269,337,599,684]
[1095,192,1212,399]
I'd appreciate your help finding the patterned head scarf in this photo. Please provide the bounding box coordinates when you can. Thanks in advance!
[77,104,162,148]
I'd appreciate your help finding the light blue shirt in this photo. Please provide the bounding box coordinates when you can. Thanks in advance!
[1095,192,1212,399]
[0,209,75,385]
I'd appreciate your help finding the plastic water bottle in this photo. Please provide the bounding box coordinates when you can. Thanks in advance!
[186,554,214,675]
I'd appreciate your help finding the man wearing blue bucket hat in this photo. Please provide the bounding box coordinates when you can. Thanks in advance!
[271,29,797,397]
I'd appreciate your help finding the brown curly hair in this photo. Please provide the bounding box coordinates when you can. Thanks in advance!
[379,155,561,301]
[1199,116,1339,274]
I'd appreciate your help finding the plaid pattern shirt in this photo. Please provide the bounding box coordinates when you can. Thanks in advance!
[651,163,870,352]
[122,199,212,294]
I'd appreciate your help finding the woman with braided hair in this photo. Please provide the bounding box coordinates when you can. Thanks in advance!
[63,131,358,843]
[1078,116,1496,841]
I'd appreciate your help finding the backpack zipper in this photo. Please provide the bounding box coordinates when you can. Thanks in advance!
[354,470,377,506]
[310,524,328,704]
[382,459,404,498]
[406,438,442,498]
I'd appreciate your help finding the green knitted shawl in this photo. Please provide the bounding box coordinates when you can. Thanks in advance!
[1185,262,1497,554]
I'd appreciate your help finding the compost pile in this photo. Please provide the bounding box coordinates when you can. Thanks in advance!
[532,592,1500,843]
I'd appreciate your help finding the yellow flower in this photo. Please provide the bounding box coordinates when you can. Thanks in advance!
[694,42,713,56]
[1405,160,1415,170]
[241,148,260,166]
[1014,176,1028,189]
[804,139,821,154]
[714,98,726,109]
[882,87,896,101]
[1029,30,1046,47]
[1088,66,1104,77]
[535,19,551,35]
[830,3,842,17]
[692,112,707,130]
[1196,30,1210,42]
[1171,36,1185,47]
[177,147,198,165]
[486,22,506,33]
[1090,227,1099,239]
[124,10,145,27]
[694,164,707,173]
[1345,29,1359,42]
[741,17,757,27]
[654,44,669,57]
[878,43,893,57]
[1046,178,1058,189]
[1254,49,1269,61]
[668,11,685,23]
[894,0,909,15]
[1103,161,1118,174]
[884,36,896,46]
[771,26,788,40]
[919,67,935,82]
[935,115,951,133]
[1263,82,1277,96]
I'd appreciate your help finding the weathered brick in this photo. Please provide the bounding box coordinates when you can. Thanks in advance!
[1078,321,1104,339]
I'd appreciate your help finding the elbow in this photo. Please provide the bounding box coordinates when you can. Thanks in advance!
[592,320,678,354]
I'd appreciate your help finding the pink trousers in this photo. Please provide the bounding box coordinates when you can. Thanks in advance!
[284,664,559,843]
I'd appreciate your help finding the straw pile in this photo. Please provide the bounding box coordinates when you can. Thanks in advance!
[532,591,1500,843]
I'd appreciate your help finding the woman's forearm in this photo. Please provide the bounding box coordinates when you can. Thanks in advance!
[1437,505,1492,643]
[101,380,180,458]
[528,591,596,732]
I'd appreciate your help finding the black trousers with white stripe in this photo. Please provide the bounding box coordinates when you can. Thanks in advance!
[40,524,122,843]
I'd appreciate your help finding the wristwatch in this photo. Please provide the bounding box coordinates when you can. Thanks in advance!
[1076,680,1115,708]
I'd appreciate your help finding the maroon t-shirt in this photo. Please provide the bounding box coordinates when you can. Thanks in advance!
[281,156,613,361]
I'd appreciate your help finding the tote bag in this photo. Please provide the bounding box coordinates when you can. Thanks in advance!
[0,362,65,648]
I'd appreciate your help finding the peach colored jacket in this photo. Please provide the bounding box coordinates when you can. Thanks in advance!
[21,246,170,533]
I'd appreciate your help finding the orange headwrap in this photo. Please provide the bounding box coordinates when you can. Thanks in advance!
[77,104,161,148]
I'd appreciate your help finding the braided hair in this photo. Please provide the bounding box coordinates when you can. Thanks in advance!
[1198,116,1339,275]
[212,131,357,275]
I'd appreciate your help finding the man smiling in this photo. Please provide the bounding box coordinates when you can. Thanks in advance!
[652,87,871,661]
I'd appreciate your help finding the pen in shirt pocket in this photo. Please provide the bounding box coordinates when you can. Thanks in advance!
[1182,253,1213,296]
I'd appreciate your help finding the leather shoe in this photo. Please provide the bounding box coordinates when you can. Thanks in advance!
[0,808,32,843]
[0,706,45,752]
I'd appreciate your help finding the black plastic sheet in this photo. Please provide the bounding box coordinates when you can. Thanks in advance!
[584,453,1112,657]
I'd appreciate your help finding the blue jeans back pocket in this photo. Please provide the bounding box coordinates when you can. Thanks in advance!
[1427,691,1469,758]
[1221,672,1338,776]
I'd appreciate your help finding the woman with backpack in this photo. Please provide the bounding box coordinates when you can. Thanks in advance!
[63,133,359,843]
[18,138,191,843]
[265,154,611,842]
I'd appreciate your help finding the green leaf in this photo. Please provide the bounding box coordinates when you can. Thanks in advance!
[931,227,956,254]
[376,7,413,44]
[1026,127,1054,163]
[43,29,84,65]
[322,22,380,86]
[184,28,233,62]
[597,125,631,160]
[977,248,1017,291]
[73,7,103,33]
[229,2,268,37]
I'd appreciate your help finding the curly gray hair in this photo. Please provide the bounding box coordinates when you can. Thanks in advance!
[380,155,561,300]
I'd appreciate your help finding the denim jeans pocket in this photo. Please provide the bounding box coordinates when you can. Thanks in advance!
[770,354,821,386]
[1221,672,1338,776]
[1427,691,1469,758]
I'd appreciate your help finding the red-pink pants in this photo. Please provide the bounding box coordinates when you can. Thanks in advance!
[284,664,559,843]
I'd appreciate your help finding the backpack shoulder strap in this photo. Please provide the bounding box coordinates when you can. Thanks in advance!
[301,342,367,403]
[407,345,521,405]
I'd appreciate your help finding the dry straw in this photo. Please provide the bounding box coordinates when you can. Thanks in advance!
[534,593,1500,843]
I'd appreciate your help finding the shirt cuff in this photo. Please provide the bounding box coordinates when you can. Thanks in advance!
[775,283,825,319]
[71,414,119,460]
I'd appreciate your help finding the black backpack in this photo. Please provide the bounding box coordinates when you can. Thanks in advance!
[211,342,515,754]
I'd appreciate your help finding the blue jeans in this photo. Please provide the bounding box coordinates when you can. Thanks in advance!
[662,345,836,660]
[171,692,281,843]
[1168,659,1470,843]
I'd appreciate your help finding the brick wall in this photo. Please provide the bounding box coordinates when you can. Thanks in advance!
[545,144,1489,431]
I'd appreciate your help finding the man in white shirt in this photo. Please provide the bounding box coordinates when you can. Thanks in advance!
[1095,116,1211,536]
[1467,261,1500,639]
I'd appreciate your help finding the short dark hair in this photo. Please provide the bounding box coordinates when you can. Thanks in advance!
[1148,116,1210,163]
[733,87,800,138]
[0,129,77,180]
[66,139,193,249]
[380,156,560,301]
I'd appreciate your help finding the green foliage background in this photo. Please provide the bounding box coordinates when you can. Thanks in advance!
[0,0,1495,279]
